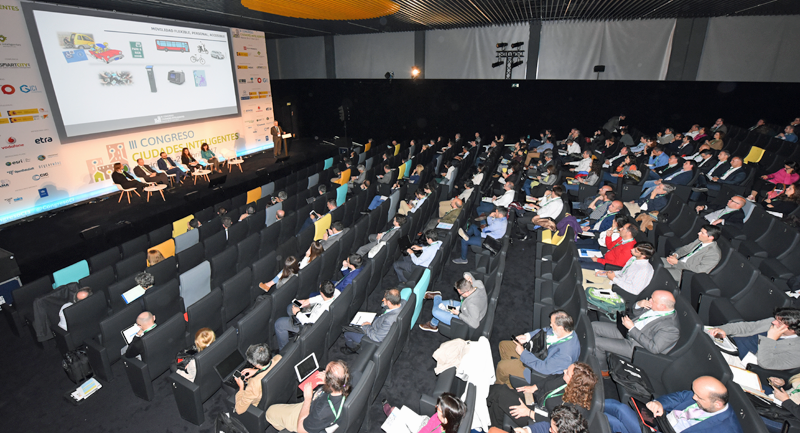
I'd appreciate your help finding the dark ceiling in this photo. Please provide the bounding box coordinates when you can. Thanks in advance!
[35,0,800,38]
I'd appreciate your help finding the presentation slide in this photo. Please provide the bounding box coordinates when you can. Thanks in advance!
[27,8,239,139]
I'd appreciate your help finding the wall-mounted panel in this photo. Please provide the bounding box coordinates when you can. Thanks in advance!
[272,36,326,79]
[334,32,415,79]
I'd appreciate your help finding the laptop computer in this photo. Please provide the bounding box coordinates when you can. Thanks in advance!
[214,349,247,389]
[295,352,324,391]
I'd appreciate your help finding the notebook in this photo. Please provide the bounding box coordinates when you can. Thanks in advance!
[351,311,377,326]
[121,285,146,304]
[214,349,247,388]
[120,324,140,345]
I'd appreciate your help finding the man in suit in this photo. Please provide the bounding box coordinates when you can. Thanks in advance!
[123,311,156,359]
[495,310,580,387]
[592,290,680,365]
[604,376,743,433]
[662,225,722,282]
[710,117,728,135]
[692,156,746,199]
[696,149,718,174]
[695,196,746,230]
[156,152,186,183]
[320,221,348,250]
[111,163,145,195]
[335,254,363,291]
[709,308,800,371]
[355,214,406,256]
[343,288,405,352]
[640,159,696,198]
[670,135,696,158]
[603,114,626,134]
[270,121,287,157]
[133,158,170,186]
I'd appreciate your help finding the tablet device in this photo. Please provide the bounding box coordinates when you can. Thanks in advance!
[120,324,139,345]
[294,352,319,383]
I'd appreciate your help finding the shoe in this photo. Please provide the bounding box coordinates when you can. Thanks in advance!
[419,322,438,332]
[692,187,708,192]
[383,402,393,417]
[458,228,469,241]
[601,370,610,378]
[341,344,360,355]
[452,258,468,265]
[258,282,272,293]
[424,291,441,300]
[474,215,487,222]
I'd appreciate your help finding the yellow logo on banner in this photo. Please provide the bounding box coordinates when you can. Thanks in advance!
[237,65,248,69]
[0,118,9,124]
[258,91,269,95]
[249,92,257,96]
[236,52,248,56]
[7,108,38,116]
[10,116,34,123]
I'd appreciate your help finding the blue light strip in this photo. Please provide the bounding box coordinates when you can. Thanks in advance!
[0,186,117,225]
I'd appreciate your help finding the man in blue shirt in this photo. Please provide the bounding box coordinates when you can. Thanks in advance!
[393,229,442,283]
[335,254,362,291]
[645,146,669,179]
[453,207,508,264]
[640,159,696,198]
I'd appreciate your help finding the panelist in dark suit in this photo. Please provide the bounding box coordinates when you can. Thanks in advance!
[156,152,186,183]
[270,120,286,157]
[111,163,144,194]
[133,158,170,186]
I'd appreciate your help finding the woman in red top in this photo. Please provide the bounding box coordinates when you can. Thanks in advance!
[748,161,799,201]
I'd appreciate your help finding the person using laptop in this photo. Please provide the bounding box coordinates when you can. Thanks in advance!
[234,343,281,415]
[603,376,742,433]
[123,311,157,359]
[591,290,680,367]
[274,281,340,350]
[392,229,443,283]
[266,359,351,433]
[175,328,215,382]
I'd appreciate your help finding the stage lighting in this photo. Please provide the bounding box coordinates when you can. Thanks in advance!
[511,60,524,69]
[492,61,503,68]
[511,42,524,48]
[496,42,508,48]
[411,67,420,78]
[384,71,394,80]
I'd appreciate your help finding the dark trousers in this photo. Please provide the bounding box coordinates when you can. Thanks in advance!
[486,384,533,428]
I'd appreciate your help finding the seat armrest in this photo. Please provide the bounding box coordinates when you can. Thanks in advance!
[759,259,794,280]
[50,323,73,355]
[688,273,720,310]
[122,356,154,401]
[738,240,768,258]
[630,349,670,395]
[439,318,469,340]
[720,225,746,241]
[509,374,530,388]
[169,371,204,425]
[227,394,268,433]
[698,295,743,326]
[349,344,378,374]
[85,338,113,382]
[419,367,457,416]
[1,303,23,337]
[534,279,553,303]
[783,418,800,433]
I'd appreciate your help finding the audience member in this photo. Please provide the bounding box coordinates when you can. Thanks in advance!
[343,288,405,352]
[356,215,406,256]
[748,161,799,201]
[453,207,507,265]
[394,229,442,283]
[235,343,281,415]
[259,256,300,293]
[320,221,349,250]
[419,272,488,333]
[708,308,800,370]
[135,271,155,290]
[57,287,92,331]
[335,254,363,291]
[147,249,165,266]
[275,281,340,350]
[662,225,722,283]
[384,393,466,433]
[581,223,638,270]
[695,196,746,228]
[175,328,216,382]
[123,311,157,359]
[476,182,515,216]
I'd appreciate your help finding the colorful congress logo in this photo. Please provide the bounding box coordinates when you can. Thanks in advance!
[86,143,130,183]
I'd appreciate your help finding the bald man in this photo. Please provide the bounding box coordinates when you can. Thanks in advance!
[604,376,743,433]
[57,287,92,330]
[124,311,157,359]
[591,290,680,365]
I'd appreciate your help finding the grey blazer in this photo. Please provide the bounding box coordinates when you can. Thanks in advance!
[320,228,350,250]
[458,273,488,329]
[363,299,407,342]
[664,240,721,275]
[627,307,681,355]
[718,318,800,370]
[355,227,400,256]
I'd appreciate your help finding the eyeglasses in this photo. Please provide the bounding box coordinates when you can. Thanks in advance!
[728,199,744,206]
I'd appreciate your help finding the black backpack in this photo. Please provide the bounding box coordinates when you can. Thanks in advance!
[62,349,93,383]
[214,412,249,433]
[607,353,654,401]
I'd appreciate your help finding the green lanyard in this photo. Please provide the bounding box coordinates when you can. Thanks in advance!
[546,333,573,347]
[635,310,675,323]
[619,257,636,275]
[327,395,345,422]
[541,383,567,406]
[790,387,800,396]
[681,403,713,422]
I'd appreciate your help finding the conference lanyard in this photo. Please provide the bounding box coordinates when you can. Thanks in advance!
[721,167,737,179]
[619,238,635,246]
[636,310,675,323]
[546,333,573,347]
[328,395,345,422]
[542,384,567,406]
[678,403,713,422]
[680,243,704,260]
[619,258,636,275]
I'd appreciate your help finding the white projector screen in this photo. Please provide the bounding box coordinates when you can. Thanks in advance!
[26,7,239,140]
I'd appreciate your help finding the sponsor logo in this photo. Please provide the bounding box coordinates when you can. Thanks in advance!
[35,137,53,144]
[1,143,22,150]
[1,84,14,94]
[0,63,31,68]
[236,52,248,57]
[238,79,246,83]
[32,172,48,181]
[6,137,16,144]
[256,65,266,69]
[39,162,61,169]
[38,187,48,197]
[237,65,248,69]
[5,159,21,166]
[0,5,20,11]
[4,196,22,203]
[257,78,262,83]
[7,166,32,174]
[63,50,88,63]
[256,123,265,127]
[0,179,8,188]
[38,155,45,161]
[244,108,253,113]
[20,85,40,93]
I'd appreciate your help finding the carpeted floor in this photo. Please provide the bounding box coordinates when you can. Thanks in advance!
[0,227,538,433]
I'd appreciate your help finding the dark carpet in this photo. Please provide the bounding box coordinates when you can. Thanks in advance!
[0,225,538,433]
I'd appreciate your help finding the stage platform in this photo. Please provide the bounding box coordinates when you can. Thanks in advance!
[0,138,340,283]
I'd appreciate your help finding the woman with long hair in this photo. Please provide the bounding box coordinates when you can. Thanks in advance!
[383,392,467,433]
[175,327,216,382]
[749,161,799,201]
[409,164,424,184]
[258,255,300,293]
[486,362,597,432]
[299,241,324,269]
[762,183,800,215]
[704,131,725,150]
[180,147,201,172]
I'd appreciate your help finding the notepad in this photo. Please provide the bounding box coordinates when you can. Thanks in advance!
[436,223,454,230]
[121,285,146,304]
[350,311,376,326]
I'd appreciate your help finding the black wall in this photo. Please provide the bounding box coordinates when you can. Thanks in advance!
[271,79,800,143]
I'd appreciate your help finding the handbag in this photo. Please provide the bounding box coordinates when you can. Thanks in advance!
[482,236,502,256]
[523,330,548,360]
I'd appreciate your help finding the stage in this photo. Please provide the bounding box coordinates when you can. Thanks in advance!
[0,138,339,283]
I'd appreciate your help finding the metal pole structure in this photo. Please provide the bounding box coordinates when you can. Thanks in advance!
[494,45,525,79]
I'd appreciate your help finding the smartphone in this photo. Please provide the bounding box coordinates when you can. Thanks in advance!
[233,370,243,379]
[292,299,302,307]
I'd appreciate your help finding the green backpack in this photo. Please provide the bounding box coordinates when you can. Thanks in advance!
[586,287,626,320]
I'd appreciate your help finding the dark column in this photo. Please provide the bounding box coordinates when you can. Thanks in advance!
[414,31,425,79]
[666,18,708,81]
[324,35,336,79]
[527,20,542,80]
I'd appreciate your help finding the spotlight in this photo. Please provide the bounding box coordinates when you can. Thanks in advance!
[491,61,503,68]
[511,42,524,48]
[511,60,524,69]
[384,71,394,81]
[496,42,508,49]
[411,67,420,78]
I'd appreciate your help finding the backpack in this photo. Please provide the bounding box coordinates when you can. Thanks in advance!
[585,287,626,320]
[62,349,93,383]
[607,354,654,402]
[214,412,249,433]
